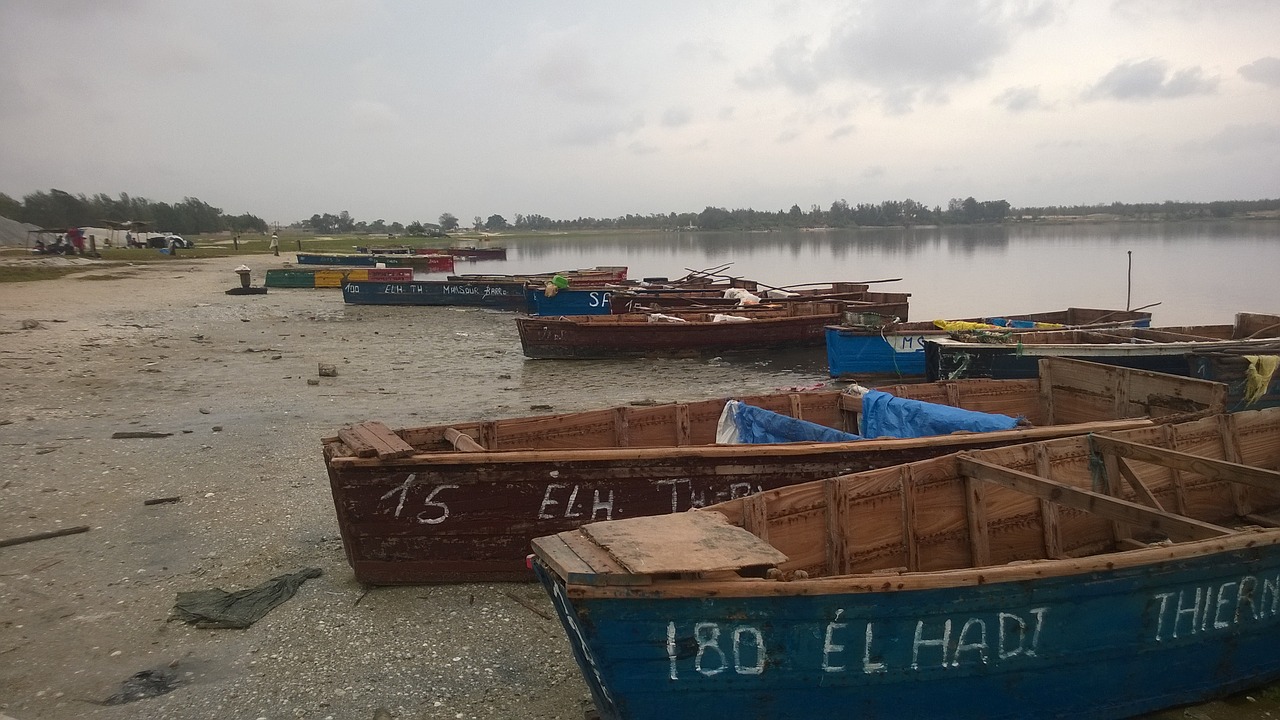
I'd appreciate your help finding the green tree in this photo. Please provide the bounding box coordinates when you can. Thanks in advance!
[405,221,425,235]
[438,213,459,231]
[484,214,507,230]
[0,192,20,220]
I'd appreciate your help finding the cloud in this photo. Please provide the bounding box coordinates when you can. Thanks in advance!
[776,129,801,144]
[736,36,821,94]
[1083,59,1218,101]
[994,85,1047,112]
[828,124,856,140]
[526,41,615,105]
[556,113,645,147]
[1239,57,1280,87]
[346,100,403,131]
[1186,123,1280,154]
[661,107,693,128]
[739,1,1057,113]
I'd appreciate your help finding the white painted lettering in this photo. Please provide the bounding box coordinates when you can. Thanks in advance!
[667,621,679,680]
[694,622,727,676]
[538,483,566,519]
[951,618,989,667]
[910,619,951,670]
[415,484,458,525]
[821,609,846,672]
[563,484,582,519]
[1214,582,1237,629]
[591,489,615,521]
[863,622,886,674]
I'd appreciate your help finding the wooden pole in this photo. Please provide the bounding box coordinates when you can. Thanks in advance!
[1126,250,1132,311]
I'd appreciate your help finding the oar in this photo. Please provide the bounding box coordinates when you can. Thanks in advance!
[1088,301,1162,325]
[677,263,734,280]
[682,269,899,294]
[778,278,903,290]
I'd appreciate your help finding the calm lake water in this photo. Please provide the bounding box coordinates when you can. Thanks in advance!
[443,221,1279,326]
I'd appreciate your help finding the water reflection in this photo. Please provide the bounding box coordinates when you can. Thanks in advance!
[442,221,1276,325]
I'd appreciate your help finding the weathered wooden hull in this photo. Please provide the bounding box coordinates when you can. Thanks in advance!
[266,267,413,288]
[531,407,1280,719]
[441,246,507,260]
[296,252,455,272]
[322,358,1226,583]
[534,540,1280,719]
[827,307,1155,378]
[450,266,628,287]
[341,279,530,308]
[325,424,1147,583]
[517,304,848,359]
[610,286,910,319]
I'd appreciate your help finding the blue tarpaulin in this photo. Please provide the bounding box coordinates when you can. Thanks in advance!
[859,389,1021,439]
[716,393,1022,444]
[717,401,862,444]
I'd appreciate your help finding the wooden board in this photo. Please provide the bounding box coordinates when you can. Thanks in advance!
[580,511,788,575]
[337,421,416,459]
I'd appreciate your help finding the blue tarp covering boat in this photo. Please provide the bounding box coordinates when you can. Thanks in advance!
[716,393,1020,444]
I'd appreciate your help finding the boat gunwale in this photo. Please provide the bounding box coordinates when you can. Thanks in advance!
[324,417,1156,468]
[554,521,1280,600]
[926,335,1280,353]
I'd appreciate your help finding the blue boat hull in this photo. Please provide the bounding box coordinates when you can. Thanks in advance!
[536,543,1280,719]
[825,325,936,377]
[341,280,529,309]
[526,288,615,316]
[827,314,1154,379]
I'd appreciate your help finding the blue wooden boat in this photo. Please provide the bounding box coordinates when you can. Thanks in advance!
[341,279,621,314]
[532,406,1280,719]
[924,312,1280,409]
[826,307,1154,379]
[341,279,529,309]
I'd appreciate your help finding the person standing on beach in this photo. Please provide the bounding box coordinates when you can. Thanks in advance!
[270,232,279,256]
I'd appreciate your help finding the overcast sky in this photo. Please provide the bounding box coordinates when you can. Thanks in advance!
[1,1,1278,225]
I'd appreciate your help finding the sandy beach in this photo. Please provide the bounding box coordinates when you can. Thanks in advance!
[0,254,836,720]
[1,253,1277,720]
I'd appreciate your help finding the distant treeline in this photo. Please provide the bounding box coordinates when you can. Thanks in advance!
[4,188,1275,237]
[1017,198,1280,221]
[0,189,268,234]
[299,196,1279,235]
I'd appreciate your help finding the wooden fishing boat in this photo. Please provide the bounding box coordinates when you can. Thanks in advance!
[321,357,1225,583]
[827,307,1155,379]
[341,278,530,309]
[532,405,1280,720]
[295,251,454,273]
[925,312,1280,409]
[342,279,625,314]
[610,284,911,318]
[266,267,413,289]
[449,265,629,287]
[440,246,508,260]
[516,302,888,359]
